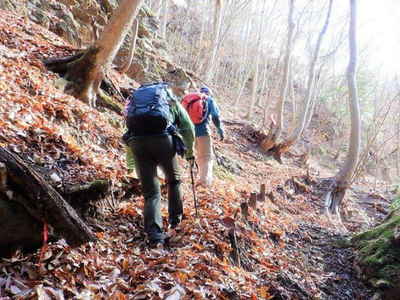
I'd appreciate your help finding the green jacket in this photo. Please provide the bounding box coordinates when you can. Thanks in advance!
[124,98,195,161]
[169,99,195,159]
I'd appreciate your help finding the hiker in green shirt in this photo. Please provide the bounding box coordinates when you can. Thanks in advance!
[124,83,195,247]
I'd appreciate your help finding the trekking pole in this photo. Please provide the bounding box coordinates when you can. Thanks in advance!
[189,162,199,217]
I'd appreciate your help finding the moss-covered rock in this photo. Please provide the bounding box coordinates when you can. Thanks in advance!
[352,198,400,298]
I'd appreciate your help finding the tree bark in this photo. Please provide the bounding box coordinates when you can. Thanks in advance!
[246,0,279,118]
[205,0,224,83]
[274,0,333,157]
[119,19,139,74]
[161,0,169,39]
[233,1,254,115]
[325,0,360,216]
[259,0,295,152]
[245,0,267,120]
[0,148,95,247]
[45,0,143,106]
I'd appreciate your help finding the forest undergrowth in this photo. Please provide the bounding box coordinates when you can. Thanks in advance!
[0,9,389,300]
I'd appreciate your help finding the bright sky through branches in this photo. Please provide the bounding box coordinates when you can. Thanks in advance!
[359,0,400,76]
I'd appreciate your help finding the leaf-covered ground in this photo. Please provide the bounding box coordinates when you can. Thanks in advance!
[0,9,381,299]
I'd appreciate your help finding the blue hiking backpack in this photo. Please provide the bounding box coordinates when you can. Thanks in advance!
[125,83,172,136]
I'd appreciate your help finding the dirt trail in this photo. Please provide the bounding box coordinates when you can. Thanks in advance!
[0,9,386,298]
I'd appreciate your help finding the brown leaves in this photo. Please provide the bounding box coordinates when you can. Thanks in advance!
[0,7,348,300]
[0,12,127,184]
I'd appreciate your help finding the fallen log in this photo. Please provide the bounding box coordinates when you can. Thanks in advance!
[0,148,95,249]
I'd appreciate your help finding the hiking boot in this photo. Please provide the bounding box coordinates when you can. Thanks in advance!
[169,215,182,229]
[147,229,166,248]
[148,238,165,248]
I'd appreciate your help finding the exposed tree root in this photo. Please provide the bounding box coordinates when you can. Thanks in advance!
[323,179,348,232]
[44,48,126,111]
[44,47,104,106]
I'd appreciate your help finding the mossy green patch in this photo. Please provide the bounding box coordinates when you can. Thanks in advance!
[97,90,123,114]
[352,207,400,291]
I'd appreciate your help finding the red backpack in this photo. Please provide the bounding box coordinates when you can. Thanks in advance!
[182,93,209,124]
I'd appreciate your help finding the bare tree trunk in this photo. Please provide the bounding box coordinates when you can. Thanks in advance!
[256,57,269,108]
[233,7,253,113]
[119,19,139,74]
[46,0,143,106]
[205,0,224,82]
[153,0,163,17]
[194,2,208,72]
[254,0,279,108]
[274,0,333,157]
[288,67,296,128]
[397,113,400,177]
[304,64,324,130]
[259,0,295,153]
[161,0,169,39]
[245,0,268,120]
[325,0,360,217]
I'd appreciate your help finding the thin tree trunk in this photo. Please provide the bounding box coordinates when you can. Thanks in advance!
[154,0,163,17]
[260,0,295,152]
[288,67,296,128]
[233,10,253,110]
[261,45,284,128]
[161,0,169,39]
[256,56,269,108]
[397,112,400,177]
[213,0,230,80]
[245,0,268,119]
[205,0,224,82]
[304,64,324,130]
[119,19,139,74]
[275,0,333,155]
[194,2,207,72]
[326,0,360,216]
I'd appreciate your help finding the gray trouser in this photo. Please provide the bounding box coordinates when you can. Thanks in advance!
[195,135,214,186]
[128,135,182,240]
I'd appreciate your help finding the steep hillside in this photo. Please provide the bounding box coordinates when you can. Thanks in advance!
[0,9,379,299]
[0,10,126,183]
[2,3,399,300]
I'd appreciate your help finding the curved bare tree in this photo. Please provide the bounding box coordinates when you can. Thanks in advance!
[325,0,360,221]
[272,0,333,159]
[260,0,295,153]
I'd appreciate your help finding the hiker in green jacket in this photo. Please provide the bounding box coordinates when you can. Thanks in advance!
[124,83,195,247]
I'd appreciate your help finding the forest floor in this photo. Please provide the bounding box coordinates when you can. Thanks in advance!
[0,9,394,300]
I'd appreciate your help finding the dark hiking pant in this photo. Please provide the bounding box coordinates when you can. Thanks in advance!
[128,135,182,241]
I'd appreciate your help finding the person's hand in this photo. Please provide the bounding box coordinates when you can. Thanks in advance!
[186,156,196,168]
[217,128,225,141]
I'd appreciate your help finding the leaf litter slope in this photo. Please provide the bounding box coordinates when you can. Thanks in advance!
[0,10,373,299]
